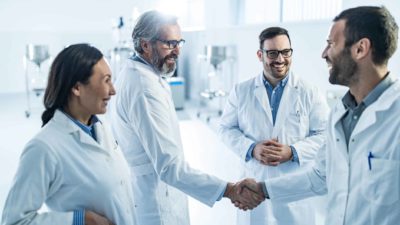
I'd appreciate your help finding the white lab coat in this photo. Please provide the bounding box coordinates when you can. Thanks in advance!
[265,77,400,225]
[219,72,329,225]
[1,110,136,225]
[108,59,227,225]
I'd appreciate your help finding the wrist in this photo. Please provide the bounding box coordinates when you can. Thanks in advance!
[223,182,234,198]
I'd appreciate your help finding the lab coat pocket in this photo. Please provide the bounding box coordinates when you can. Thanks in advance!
[362,157,400,205]
[285,111,308,137]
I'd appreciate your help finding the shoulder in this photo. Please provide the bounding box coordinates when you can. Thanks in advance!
[234,76,258,92]
[292,74,322,97]
[22,128,60,166]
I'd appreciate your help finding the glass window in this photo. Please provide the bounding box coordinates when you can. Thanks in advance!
[243,0,342,24]
[244,0,281,24]
[283,0,342,22]
[157,0,205,30]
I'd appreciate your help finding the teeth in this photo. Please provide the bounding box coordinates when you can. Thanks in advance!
[273,64,284,69]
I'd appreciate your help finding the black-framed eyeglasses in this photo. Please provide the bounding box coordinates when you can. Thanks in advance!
[260,48,293,59]
[155,38,186,49]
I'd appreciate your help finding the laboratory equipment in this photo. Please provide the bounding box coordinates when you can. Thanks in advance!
[197,45,236,122]
[24,44,50,117]
[109,16,135,81]
[167,77,185,110]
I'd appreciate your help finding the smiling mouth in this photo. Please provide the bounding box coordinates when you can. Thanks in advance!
[271,63,286,71]
[103,98,110,104]
[166,58,176,63]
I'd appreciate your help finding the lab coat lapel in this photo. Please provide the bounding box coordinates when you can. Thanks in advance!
[254,74,273,125]
[53,111,110,155]
[352,80,400,137]
[330,100,349,156]
[94,121,118,153]
[273,73,298,137]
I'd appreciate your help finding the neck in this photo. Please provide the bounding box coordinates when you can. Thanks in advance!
[63,101,91,125]
[264,73,286,88]
[139,53,152,65]
[348,65,388,104]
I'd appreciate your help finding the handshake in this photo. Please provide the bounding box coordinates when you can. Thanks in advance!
[224,178,265,210]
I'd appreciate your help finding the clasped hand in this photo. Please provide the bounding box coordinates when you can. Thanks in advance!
[224,178,265,210]
[253,139,292,166]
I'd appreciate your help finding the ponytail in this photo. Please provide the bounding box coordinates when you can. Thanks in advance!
[41,107,57,127]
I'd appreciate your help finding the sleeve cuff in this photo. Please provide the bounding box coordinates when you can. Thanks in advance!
[245,143,256,162]
[290,145,299,164]
[73,209,85,225]
[260,181,270,199]
[216,185,227,201]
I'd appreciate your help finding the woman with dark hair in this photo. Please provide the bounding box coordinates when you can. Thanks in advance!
[1,44,136,225]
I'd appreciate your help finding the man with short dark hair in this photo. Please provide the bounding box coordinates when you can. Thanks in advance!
[241,6,400,225]
[219,26,329,225]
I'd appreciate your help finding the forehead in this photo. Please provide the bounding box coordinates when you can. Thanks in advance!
[158,24,182,40]
[91,58,111,78]
[328,19,346,43]
[262,35,291,49]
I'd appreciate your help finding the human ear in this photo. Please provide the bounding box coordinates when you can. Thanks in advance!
[354,38,371,60]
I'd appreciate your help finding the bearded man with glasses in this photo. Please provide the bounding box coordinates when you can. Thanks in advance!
[219,26,330,225]
[108,10,265,225]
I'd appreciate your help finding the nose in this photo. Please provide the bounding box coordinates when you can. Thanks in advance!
[110,82,116,96]
[275,52,284,62]
[171,45,181,55]
[321,46,328,59]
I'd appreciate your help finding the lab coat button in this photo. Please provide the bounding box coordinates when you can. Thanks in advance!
[351,139,355,142]
[336,138,340,142]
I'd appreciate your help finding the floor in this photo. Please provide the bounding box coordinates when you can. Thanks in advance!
[0,93,325,225]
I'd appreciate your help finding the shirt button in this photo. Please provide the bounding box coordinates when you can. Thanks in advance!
[353,115,358,120]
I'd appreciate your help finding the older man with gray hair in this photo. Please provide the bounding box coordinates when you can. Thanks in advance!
[108,10,264,225]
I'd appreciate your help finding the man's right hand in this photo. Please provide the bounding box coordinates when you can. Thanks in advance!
[85,210,115,225]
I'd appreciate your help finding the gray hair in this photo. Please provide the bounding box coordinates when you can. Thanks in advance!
[132,10,178,54]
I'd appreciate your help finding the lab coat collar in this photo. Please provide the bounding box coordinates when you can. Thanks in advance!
[273,71,301,136]
[351,77,400,137]
[254,71,300,134]
[129,59,171,91]
[331,76,399,138]
[254,72,273,125]
[52,110,112,155]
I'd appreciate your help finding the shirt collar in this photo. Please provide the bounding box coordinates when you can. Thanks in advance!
[132,54,152,67]
[61,111,100,134]
[342,72,394,109]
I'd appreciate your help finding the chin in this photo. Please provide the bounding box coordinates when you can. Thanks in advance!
[97,108,107,115]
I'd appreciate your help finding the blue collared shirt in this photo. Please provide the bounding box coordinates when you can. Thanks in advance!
[61,111,99,141]
[263,74,289,125]
[246,74,299,163]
